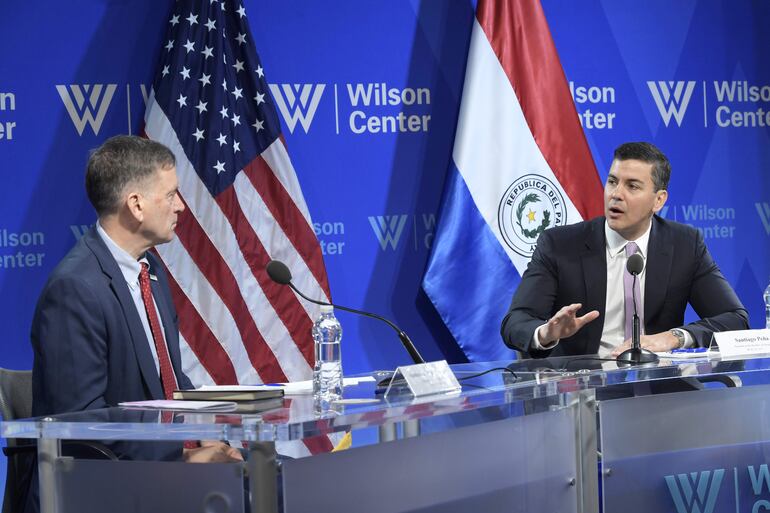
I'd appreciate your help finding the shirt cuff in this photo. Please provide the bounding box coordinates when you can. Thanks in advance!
[532,324,559,350]
[680,328,695,349]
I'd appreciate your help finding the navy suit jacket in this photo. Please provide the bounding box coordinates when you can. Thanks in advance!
[501,216,749,358]
[30,226,193,453]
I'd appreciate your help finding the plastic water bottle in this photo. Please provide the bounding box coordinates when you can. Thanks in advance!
[765,281,770,329]
[312,305,343,404]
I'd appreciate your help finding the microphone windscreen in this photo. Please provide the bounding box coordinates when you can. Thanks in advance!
[266,260,292,285]
[626,253,645,275]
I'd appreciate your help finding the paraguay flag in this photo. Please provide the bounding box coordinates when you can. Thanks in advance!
[423,0,603,362]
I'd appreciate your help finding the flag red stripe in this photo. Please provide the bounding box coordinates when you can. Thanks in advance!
[243,152,330,299]
[476,0,604,219]
[302,434,335,454]
[215,184,315,367]
[163,266,239,384]
[173,196,289,384]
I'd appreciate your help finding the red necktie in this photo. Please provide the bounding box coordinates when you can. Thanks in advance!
[139,264,199,450]
[139,263,178,399]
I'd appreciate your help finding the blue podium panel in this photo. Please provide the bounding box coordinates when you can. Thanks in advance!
[600,384,770,513]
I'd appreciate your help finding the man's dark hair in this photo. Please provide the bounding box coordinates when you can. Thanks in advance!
[85,135,176,216]
[613,142,671,191]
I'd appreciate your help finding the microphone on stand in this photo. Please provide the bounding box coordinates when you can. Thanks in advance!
[265,260,425,368]
[617,252,659,365]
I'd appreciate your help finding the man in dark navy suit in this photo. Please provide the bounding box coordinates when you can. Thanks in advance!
[31,135,241,463]
[501,142,748,358]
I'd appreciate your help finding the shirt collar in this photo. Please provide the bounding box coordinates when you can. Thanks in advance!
[604,218,652,260]
[96,222,149,287]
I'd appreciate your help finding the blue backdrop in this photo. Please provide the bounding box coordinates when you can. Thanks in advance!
[1,0,769,495]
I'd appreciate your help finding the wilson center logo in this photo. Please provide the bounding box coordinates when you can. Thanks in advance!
[269,83,325,133]
[368,215,409,250]
[56,84,117,136]
[665,469,724,513]
[756,202,770,235]
[647,80,696,127]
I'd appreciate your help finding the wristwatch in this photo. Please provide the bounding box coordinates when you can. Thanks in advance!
[670,328,686,349]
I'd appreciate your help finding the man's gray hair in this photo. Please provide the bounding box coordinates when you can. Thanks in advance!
[85,135,176,216]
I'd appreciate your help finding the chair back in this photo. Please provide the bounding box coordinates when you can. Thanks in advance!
[0,368,33,513]
[0,368,33,425]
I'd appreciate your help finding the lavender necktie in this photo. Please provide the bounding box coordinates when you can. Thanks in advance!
[623,242,644,341]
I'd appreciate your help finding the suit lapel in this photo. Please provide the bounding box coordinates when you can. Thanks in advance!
[83,228,165,400]
[580,219,607,353]
[644,216,673,326]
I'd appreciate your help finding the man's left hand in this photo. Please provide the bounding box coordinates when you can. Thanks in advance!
[611,331,680,357]
[184,441,243,463]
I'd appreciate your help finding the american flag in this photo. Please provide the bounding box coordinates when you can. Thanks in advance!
[143,0,330,387]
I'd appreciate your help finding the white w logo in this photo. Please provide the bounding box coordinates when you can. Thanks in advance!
[69,225,91,240]
[56,84,117,136]
[268,83,325,133]
[647,81,696,127]
[665,469,724,513]
[756,203,770,235]
[368,215,409,251]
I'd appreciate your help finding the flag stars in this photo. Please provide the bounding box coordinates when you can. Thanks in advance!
[169,14,180,26]
[252,118,264,132]
[232,87,243,100]
[217,133,227,146]
[205,18,216,31]
[223,53,228,65]
[177,94,187,108]
[236,5,246,18]
[214,161,226,174]
[222,78,228,91]
[219,106,229,118]
[235,33,246,45]
[199,73,211,87]
[165,39,174,52]
[233,140,241,153]
[254,91,265,105]
[183,39,195,53]
[231,114,241,126]
[202,46,213,59]
[233,60,244,73]
[161,65,170,77]
[255,65,264,78]
[180,66,191,80]
[186,13,198,26]
[192,128,205,141]
[195,100,207,114]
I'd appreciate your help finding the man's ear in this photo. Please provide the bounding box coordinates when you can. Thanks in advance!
[652,189,668,213]
[125,190,144,222]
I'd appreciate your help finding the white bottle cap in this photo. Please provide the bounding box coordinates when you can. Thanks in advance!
[319,304,334,314]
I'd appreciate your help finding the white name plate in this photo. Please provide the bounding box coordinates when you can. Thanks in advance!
[714,329,770,358]
[386,360,461,398]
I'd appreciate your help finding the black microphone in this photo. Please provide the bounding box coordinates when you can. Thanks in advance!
[626,252,644,276]
[617,251,659,365]
[266,260,425,366]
